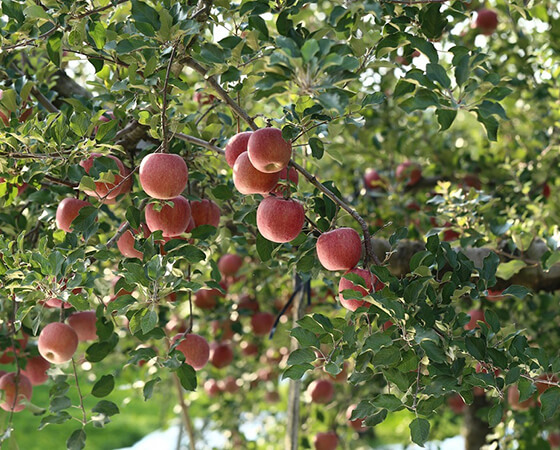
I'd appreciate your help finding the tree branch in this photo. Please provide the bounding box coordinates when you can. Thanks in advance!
[172,373,196,450]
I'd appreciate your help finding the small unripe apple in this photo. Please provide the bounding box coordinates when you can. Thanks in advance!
[55,198,92,232]
[346,404,367,432]
[225,131,252,168]
[464,309,486,330]
[22,356,50,386]
[316,228,362,271]
[313,431,338,450]
[475,8,498,35]
[233,152,281,195]
[190,199,220,228]
[38,322,79,364]
[145,196,192,237]
[307,379,334,404]
[247,128,292,173]
[117,223,150,259]
[251,312,275,336]
[80,153,127,200]
[67,310,97,342]
[0,372,33,412]
[338,268,382,311]
[139,153,189,199]
[209,342,234,369]
[256,197,305,243]
[218,254,243,277]
[172,333,210,370]
[364,168,385,190]
[396,161,422,187]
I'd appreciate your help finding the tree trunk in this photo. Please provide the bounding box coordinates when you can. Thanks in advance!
[464,395,492,450]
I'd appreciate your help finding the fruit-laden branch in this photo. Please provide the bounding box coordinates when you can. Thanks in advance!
[371,238,560,292]
[105,199,149,250]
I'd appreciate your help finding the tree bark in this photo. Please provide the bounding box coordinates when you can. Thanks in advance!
[463,395,492,450]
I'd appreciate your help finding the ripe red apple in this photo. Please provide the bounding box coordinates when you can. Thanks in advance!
[256,196,305,243]
[0,372,33,412]
[0,89,34,126]
[237,294,260,313]
[536,374,559,395]
[38,322,79,364]
[307,379,334,404]
[43,297,73,309]
[145,196,192,237]
[326,361,348,383]
[549,432,560,448]
[346,404,367,432]
[241,341,259,357]
[338,268,382,311]
[396,161,422,187]
[447,393,466,414]
[313,431,338,450]
[233,152,281,195]
[364,168,385,190]
[67,310,97,342]
[190,199,220,228]
[218,254,243,277]
[247,128,292,173]
[209,342,234,369]
[464,309,486,330]
[543,183,551,199]
[508,385,535,411]
[173,333,210,370]
[193,92,216,105]
[204,379,221,397]
[475,8,498,35]
[55,198,92,232]
[194,288,223,309]
[251,312,275,336]
[22,355,50,386]
[225,131,253,168]
[117,223,150,259]
[80,153,127,200]
[463,174,482,190]
[211,319,236,341]
[316,228,362,271]
[269,167,299,196]
[139,153,189,199]
[219,376,239,393]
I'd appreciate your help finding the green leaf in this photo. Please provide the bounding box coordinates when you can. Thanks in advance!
[502,285,531,298]
[92,400,119,416]
[419,3,448,40]
[465,336,487,360]
[256,232,275,262]
[308,137,324,159]
[540,387,560,420]
[495,260,527,280]
[282,363,314,380]
[363,333,392,352]
[484,310,500,333]
[409,417,430,446]
[436,109,457,131]
[488,402,503,427]
[291,327,320,348]
[131,0,160,34]
[91,375,114,398]
[248,15,269,39]
[141,309,158,334]
[66,429,86,450]
[46,32,63,67]
[362,92,386,107]
[372,346,401,367]
[364,408,388,427]
[373,394,402,411]
[287,348,316,365]
[426,63,451,89]
[301,39,320,62]
[176,364,197,391]
[143,377,161,401]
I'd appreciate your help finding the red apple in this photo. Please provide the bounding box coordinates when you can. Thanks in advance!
[204,379,221,397]
[447,393,466,414]
[549,432,560,448]
[209,342,234,369]
[0,372,33,412]
[307,379,334,404]
[193,92,216,105]
[237,294,260,313]
[190,199,220,228]
[212,319,236,341]
[241,341,259,357]
[543,183,551,199]
[80,153,127,200]
[55,198,92,232]
[338,268,382,311]
[464,309,486,330]
[172,333,210,370]
[22,356,50,386]
[463,174,482,190]
[247,128,292,173]
[233,152,280,195]
[219,376,239,393]
[396,161,422,187]
[346,404,367,431]
[536,374,559,395]
[38,322,79,364]
[218,254,243,277]
[475,8,498,35]
[269,167,299,196]
[316,228,362,271]
[194,288,223,309]
[225,131,252,168]
[67,311,97,342]
[43,298,73,309]
[145,196,191,237]
[364,168,385,190]
[256,196,305,243]
[251,312,275,336]
[139,153,189,199]
[313,431,338,450]
[117,223,150,259]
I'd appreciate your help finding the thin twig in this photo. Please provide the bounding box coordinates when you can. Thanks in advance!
[161,42,179,153]
[175,133,224,155]
[71,0,129,20]
[172,373,196,450]
[43,175,78,188]
[71,358,88,426]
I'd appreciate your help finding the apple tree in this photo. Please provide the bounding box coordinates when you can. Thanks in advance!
[0,0,559,449]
